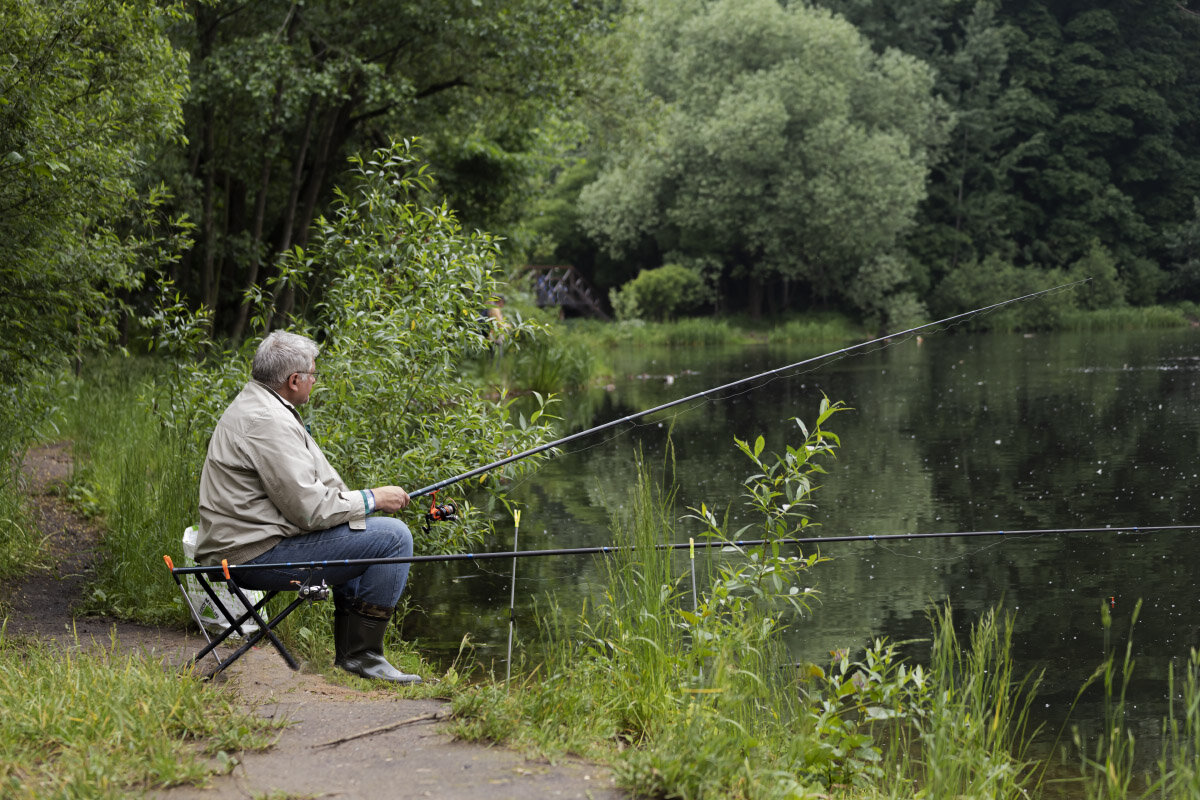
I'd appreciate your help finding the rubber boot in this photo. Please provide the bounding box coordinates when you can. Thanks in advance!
[334,608,422,684]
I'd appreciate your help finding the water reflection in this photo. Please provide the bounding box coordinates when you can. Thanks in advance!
[406,329,1200,751]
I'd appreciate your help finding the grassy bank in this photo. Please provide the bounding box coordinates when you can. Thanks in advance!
[23,316,1200,798]
[547,301,1197,353]
[561,311,865,350]
[0,631,275,798]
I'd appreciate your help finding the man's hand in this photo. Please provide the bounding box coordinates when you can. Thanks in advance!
[372,485,411,513]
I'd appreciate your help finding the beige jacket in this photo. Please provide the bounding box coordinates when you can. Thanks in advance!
[197,380,367,565]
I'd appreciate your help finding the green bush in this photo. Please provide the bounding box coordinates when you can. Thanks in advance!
[146,140,557,556]
[1069,239,1127,310]
[610,263,708,322]
[930,254,1077,331]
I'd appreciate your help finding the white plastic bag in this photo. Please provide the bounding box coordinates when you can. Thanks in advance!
[181,526,264,638]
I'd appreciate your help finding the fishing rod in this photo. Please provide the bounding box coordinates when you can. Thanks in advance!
[170,522,1196,577]
[409,280,1086,500]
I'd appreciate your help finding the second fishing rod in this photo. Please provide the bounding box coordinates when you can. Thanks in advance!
[171,522,1197,577]
[408,280,1085,500]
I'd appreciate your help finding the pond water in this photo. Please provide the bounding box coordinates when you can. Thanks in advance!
[406,327,1200,749]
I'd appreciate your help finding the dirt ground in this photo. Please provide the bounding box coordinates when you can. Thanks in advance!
[7,443,622,800]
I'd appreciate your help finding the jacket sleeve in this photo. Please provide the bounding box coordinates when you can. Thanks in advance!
[239,413,367,532]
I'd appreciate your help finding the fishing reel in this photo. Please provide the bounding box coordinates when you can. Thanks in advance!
[422,493,459,534]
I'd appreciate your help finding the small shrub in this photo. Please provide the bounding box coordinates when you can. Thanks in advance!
[1069,239,1127,310]
[610,264,708,322]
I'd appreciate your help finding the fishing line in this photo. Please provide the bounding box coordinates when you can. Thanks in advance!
[859,533,1041,566]
[411,280,1086,500]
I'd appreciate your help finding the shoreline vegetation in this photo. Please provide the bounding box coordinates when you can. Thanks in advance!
[4,310,1200,798]
[477,300,1200,398]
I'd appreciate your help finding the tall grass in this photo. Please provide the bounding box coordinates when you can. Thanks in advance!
[1156,648,1200,798]
[0,628,275,799]
[58,359,196,622]
[1070,600,1200,800]
[563,313,863,351]
[1059,307,1190,331]
[0,458,39,580]
[760,314,864,344]
[890,605,1042,799]
[452,456,828,796]
[473,336,596,395]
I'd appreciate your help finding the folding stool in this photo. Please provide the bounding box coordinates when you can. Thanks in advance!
[163,555,329,676]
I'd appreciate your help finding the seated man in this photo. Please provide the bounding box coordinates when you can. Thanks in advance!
[196,330,420,684]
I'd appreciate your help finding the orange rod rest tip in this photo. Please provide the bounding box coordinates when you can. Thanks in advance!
[163,555,174,570]
[222,559,231,581]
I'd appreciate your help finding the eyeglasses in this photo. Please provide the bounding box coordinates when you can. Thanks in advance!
[294,370,319,382]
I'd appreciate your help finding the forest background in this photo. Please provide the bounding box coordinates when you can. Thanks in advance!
[9,0,1200,380]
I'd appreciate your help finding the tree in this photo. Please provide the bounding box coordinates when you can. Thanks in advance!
[824,0,1200,307]
[997,1,1200,305]
[578,0,951,318]
[0,0,188,383]
[163,0,603,337]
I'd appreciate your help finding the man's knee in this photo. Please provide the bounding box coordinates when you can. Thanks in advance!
[366,516,413,557]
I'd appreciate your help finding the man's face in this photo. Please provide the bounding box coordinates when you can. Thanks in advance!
[282,361,317,405]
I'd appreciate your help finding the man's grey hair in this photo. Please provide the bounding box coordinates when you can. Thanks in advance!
[251,331,319,388]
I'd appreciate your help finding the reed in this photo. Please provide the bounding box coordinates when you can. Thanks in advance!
[761,314,864,344]
[1069,599,1200,800]
[1155,648,1200,798]
[562,313,861,351]
[887,605,1042,799]
[1078,602,1140,799]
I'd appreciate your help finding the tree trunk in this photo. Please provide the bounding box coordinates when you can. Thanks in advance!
[748,277,764,319]
[278,98,355,321]
[200,103,217,316]
[230,155,273,343]
[264,96,317,331]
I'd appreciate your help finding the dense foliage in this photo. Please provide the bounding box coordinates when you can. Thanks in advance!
[0,0,189,572]
[0,0,187,382]
[160,0,602,337]
[8,0,1200,346]
[817,0,1200,307]
[150,141,554,555]
[526,0,1200,322]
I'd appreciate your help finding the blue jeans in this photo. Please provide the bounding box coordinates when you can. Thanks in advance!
[237,517,413,616]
